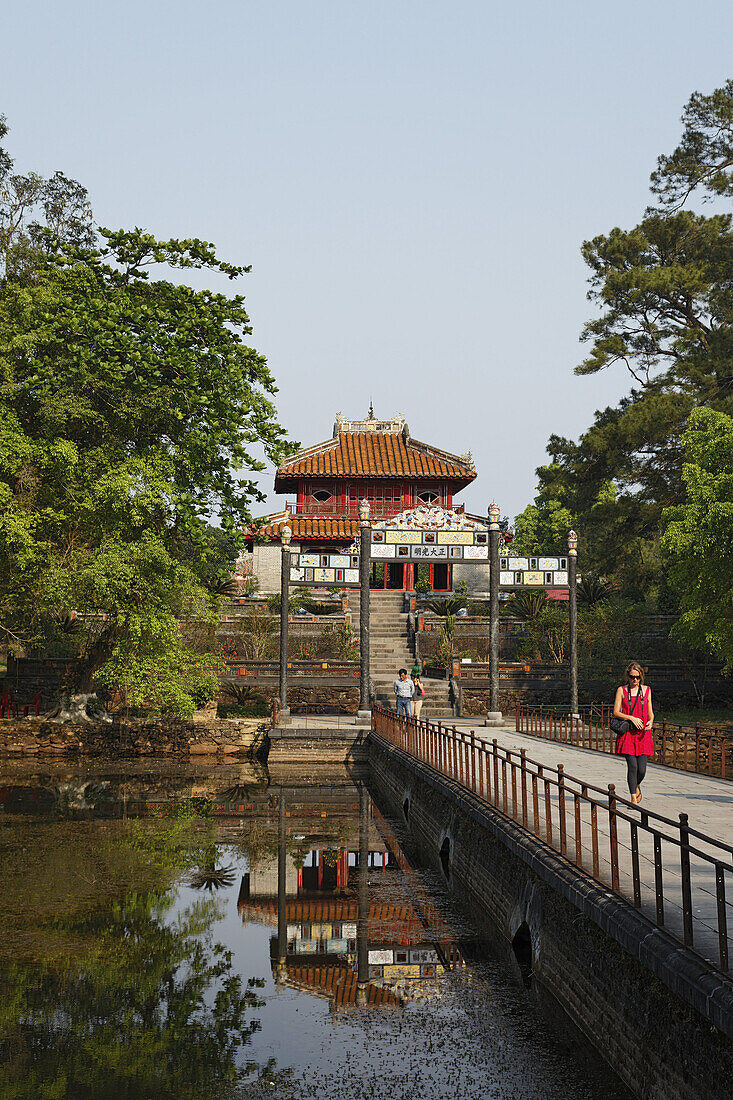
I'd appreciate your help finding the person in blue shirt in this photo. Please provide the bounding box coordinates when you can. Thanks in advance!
[394,668,414,717]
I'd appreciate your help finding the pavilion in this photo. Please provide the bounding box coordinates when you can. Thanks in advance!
[246,407,481,593]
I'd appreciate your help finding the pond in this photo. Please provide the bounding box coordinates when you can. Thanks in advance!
[0,759,630,1100]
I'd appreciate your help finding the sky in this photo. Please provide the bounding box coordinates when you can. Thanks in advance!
[3,1,733,522]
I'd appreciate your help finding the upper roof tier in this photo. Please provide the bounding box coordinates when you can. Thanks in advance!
[275,409,476,492]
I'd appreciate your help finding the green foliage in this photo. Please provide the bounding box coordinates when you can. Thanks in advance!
[661,407,733,670]
[517,80,733,598]
[515,604,568,664]
[95,633,223,718]
[218,683,271,717]
[0,117,292,711]
[425,596,469,616]
[577,573,617,607]
[650,79,733,209]
[231,609,278,659]
[504,590,548,621]
[511,486,573,556]
[0,890,273,1100]
[437,612,456,670]
[318,623,360,660]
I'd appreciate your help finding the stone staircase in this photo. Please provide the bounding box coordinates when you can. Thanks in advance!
[364,591,454,718]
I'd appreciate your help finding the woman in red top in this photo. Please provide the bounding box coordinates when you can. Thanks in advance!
[613,662,654,805]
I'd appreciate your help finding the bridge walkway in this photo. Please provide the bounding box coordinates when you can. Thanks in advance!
[423,718,733,972]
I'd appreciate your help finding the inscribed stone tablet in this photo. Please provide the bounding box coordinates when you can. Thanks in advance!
[299,553,320,568]
[499,572,514,585]
[371,543,396,558]
[463,545,489,559]
[524,571,544,585]
[554,571,568,585]
[313,568,334,583]
[289,568,305,582]
[368,949,393,965]
[436,531,473,545]
[383,964,421,981]
[539,557,559,571]
[507,557,529,570]
[344,569,359,583]
[329,554,350,569]
[386,530,422,544]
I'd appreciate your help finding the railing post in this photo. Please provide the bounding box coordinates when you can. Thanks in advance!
[653,833,665,927]
[715,863,729,973]
[543,769,552,845]
[574,791,582,869]
[558,764,566,856]
[589,789,599,879]
[510,751,518,820]
[679,813,694,948]
[471,732,477,795]
[501,751,508,814]
[630,822,641,908]
[520,749,528,828]
[492,739,499,804]
[532,770,540,836]
[608,784,620,892]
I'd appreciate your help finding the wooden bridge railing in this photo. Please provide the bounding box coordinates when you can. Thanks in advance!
[516,703,729,779]
[371,705,732,975]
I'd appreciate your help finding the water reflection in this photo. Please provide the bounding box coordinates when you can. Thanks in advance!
[0,760,631,1099]
[237,784,467,1009]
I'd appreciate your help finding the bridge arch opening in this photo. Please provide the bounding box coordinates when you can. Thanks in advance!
[512,921,533,988]
[440,837,451,880]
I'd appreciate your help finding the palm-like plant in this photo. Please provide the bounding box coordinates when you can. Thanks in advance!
[208,575,240,598]
[425,596,469,616]
[577,574,616,607]
[504,591,548,621]
[188,845,236,892]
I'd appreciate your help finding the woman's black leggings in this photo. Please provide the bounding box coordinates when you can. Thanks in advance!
[625,754,648,795]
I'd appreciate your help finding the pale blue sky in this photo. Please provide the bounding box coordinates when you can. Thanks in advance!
[3,1,732,520]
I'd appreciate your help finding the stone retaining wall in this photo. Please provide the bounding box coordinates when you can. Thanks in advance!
[0,716,268,758]
[367,734,733,1100]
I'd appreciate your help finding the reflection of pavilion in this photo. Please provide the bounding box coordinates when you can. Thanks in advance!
[237,786,465,1009]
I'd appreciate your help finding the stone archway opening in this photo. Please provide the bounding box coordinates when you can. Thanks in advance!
[440,837,451,880]
[512,921,533,988]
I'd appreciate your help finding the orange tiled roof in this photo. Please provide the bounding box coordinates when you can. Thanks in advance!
[285,964,402,1007]
[275,431,475,490]
[250,512,360,542]
[238,898,420,922]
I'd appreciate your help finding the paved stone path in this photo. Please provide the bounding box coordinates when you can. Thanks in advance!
[443,719,733,971]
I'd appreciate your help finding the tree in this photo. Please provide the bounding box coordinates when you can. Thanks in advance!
[0,116,293,712]
[511,472,573,556]
[523,81,733,596]
[661,407,733,671]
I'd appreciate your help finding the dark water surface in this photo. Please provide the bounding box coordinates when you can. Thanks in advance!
[0,759,630,1100]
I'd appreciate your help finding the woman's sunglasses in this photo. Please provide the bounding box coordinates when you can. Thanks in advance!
[628,674,641,680]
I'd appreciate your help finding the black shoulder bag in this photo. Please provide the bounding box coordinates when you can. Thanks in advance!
[610,687,641,736]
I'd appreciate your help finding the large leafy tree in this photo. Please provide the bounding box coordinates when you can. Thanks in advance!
[522,80,733,597]
[661,408,733,670]
[0,117,292,709]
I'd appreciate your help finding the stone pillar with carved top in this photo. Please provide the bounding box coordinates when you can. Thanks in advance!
[358,499,372,719]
